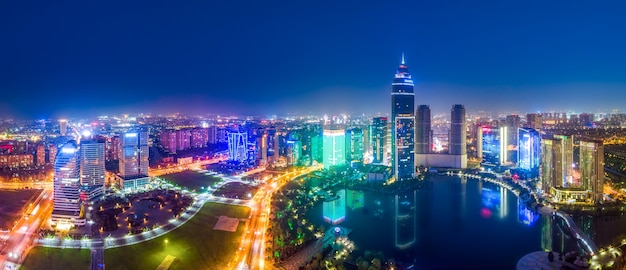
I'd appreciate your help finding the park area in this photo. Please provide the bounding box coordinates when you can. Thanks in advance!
[159,170,222,191]
[103,202,250,270]
[21,202,250,270]
[0,188,41,231]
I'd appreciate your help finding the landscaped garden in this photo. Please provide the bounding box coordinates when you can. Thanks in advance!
[103,202,250,270]
[20,247,90,270]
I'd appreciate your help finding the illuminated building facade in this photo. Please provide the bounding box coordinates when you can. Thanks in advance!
[59,119,68,136]
[345,127,363,163]
[415,105,432,154]
[541,136,563,194]
[391,55,415,181]
[322,128,345,169]
[517,128,540,175]
[370,117,387,164]
[449,104,466,156]
[506,115,520,163]
[228,132,249,162]
[52,140,85,227]
[579,140,604,203]
[526,113,542,130]
[480,126,507,166]
[160,129,178,153]
[553,135,574,185]
[119,131,149,178]
[286,140,302,166]
[190,127,208,148]
[80,138,106,201]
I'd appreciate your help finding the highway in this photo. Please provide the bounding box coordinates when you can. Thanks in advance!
[0,186,54,270]
[233,165,321,270]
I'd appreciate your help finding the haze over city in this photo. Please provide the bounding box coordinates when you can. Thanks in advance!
[2,1,626,118]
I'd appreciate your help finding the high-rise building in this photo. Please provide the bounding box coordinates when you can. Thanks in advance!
[480,126,507,166]
[119,131,149,178]
[228,132,248,162]
[370,117,388,164]
[554,135,574,185]
[506,115,520,163]
[48,144,58,164]
[36,144,46,166]
[177,129,191,151]
[256,131,268,166]
[51,140,85,227]
[160,129,177,153]
[391,55,415,181]
[286,140,302,166]
[579,139,604,203]
[311,135,323,163]
[190,128,209,148]
[415,105,432,154]
[518,128,540,175]
[80,138,106,201]
[106,135,120,161]
[526,114,542,130]
[449,105,466,155]
[322,128,346,169]
[207,126,218,144]
[59,119,68,136]
[541,136,563,194]
[345,127,364,163]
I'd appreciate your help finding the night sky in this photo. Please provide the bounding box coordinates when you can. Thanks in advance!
[2,1,626,118]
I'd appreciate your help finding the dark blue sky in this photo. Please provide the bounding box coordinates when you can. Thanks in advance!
[2,1,626,118]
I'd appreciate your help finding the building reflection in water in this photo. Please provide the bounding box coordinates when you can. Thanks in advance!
[479,182,508,219]
[451,176,467,230]
[395,189,417,249]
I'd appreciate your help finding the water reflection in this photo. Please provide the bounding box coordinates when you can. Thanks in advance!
[395,189,416,249]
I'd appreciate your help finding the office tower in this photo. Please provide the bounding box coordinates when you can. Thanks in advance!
[59,119,68,136]
[370,117,388,164]
[160,129,177,153]
[391,55,415,181]
[579,140,604,203]
[207,126,218,144]
[119,131,149,178]
[345,127,364,163]
[450,105,466,155]
[311,135,323,163]
[518,128,540,174]
[415,105,432,154]
[322,128,346,169]
[541,136,563,194]
[51,140,84,227]
[526,113,542,130]
[228,132,248,162]
[481,126,506,166]
[553,135,574,185]
[505,115,520,163]
[286,140,302,166]
[80,138,106,201]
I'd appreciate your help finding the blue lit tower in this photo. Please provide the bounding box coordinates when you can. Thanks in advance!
[391,54,415,180]
[52,140,85,227]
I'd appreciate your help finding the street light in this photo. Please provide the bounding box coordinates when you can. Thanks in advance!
[164,239,168,252]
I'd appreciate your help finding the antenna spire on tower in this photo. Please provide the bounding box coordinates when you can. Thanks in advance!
[401,52,405,65]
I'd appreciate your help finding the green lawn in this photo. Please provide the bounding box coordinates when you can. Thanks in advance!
[160,170,222,191]
[21,247,90,270]
[104,202,250,270]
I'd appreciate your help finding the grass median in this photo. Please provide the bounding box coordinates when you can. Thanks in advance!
[104,202,250,270]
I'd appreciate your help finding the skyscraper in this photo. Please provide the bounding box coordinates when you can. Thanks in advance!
[518,128,540,175]
[59,119,68,136]
[322,128,346,170]
[370,117,387,164]
[391,55,415,181]
[449,105,466,155]
[526,113,542,130]
[52,140,85,227]
[579,139,604,203]
[80,138,106,201]
[228,132,249,162]
[505,115,520,163]
[345,127,364,163]
[415,105,432,154]
[553,134,574,185]
[541,136,563,194]
[119,131,149,178]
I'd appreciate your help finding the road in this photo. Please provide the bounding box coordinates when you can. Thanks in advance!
[0,186,54,270]
[149,157,227,177]
[0,181,53,189]
[233,166,321,270]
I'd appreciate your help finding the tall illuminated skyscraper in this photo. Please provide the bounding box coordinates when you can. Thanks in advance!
[52,140,85,227]
[415,105,431,154]
[228,132,249,162]
[345,127,363,163]
[517,128,540,175]
[449,105,466,155]
[579,139,604,203]
[391,54,415,181]
[119,131,149,178]
[370,117,387,164]
[80,137,106,201]
[553,134,574,185]
[322,128,345,169]
[541,136,563,194]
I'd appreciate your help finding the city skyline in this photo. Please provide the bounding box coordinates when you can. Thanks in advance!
[2,1,626,118]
